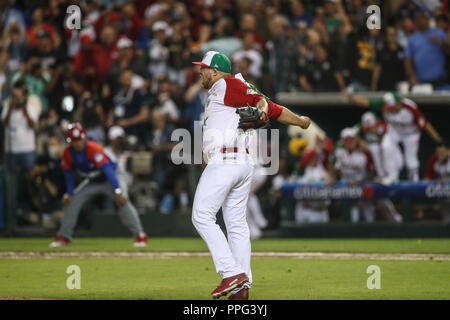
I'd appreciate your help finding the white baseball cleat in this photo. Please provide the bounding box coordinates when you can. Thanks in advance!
[49,234,70,247]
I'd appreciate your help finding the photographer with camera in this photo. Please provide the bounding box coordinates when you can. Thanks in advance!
[1,80,41,231]
[11,55,51,114]
[2,80,41,170]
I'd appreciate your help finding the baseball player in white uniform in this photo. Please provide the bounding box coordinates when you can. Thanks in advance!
[332,127,376,223]
[191,51,310,300]
[296,149,331,223]
[357,112,403,223]
[425,144,450,223]
[349,92,443,184]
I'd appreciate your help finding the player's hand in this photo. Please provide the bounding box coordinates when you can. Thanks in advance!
[62,194,73,207]
[298,116,311,129]
[115,194,128,207]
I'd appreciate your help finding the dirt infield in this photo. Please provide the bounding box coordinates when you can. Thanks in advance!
[0,296,51,300]
[1,251,450,260]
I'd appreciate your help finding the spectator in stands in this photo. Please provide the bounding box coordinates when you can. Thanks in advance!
[200,17,242,57]
[145,109,178,213]
[0,1,26,35]
[35,108,65,156]
[424,144,450,223]
[29,137,65,229]
[26,7,60,49]
[435,13,450,86]
[0,49,7,103]
[232,32,264,83]
[146,20,171,91]
[290,0,312,27]
[106,37,149,95]
[154,76,180,124]
[120,3,144,41]
[404,11,450,89]
[345,24,384,92]
[2,80,40,171]
[167,16,192,87]
[296,28,321,81]
[235,13,265,51]
[73,33,97,91]
[183,75,207,132]
[267,15,299,94]
[298,44,346,92]
[396,16,415,48]
[2,80,41,229]
[74,90,105,143]
[29,30,65,111]
[12,55,51,113]
[92,4,142,42]
[324,0,351,36]
[235,56,259,88]
[108,69,150,144]
[372,25,406,91]
[396,0,423,20]
[3,23,27,79]
[92,25,119,87]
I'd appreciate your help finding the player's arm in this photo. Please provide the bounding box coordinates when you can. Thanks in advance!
[424,122,443,144]
[275,105,311,129]
[62,148,75,206]
[99,163,120,190]
[347,94,370,108]
[99,163,128,207]
[88,144,127,206]
[253,94,310,129]
[407,103,443,144]
[225,77,310,129]
[255,97,269,118]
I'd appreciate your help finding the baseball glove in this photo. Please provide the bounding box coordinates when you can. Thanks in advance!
[236,106,269,131]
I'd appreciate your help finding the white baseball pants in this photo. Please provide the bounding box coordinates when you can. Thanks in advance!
[366,142,386,178]
[192,154,254,284]
[381,128,420,181]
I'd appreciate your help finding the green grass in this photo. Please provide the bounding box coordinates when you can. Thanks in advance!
[1,238,450,299]
[0,257,449,299]
[0,237,449,253]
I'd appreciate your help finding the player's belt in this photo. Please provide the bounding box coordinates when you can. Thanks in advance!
[220,147,249,154]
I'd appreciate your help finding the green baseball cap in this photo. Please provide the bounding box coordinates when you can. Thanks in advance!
[192,51,231,73]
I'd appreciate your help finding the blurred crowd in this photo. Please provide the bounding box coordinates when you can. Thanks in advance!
[0,0,449,231]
